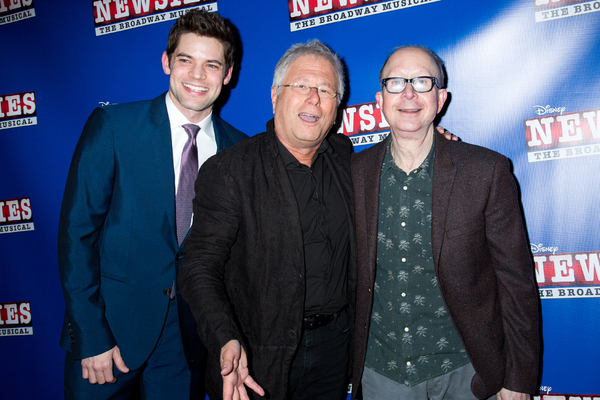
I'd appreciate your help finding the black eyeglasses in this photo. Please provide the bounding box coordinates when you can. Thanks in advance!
[279,83,338,99]
[381,76,438,93]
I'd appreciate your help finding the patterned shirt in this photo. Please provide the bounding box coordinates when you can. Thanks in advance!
[364,139,469,385]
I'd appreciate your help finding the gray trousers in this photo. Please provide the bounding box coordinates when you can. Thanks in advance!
[362,363,497,400]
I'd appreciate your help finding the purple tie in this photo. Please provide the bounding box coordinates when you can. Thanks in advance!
[176,124,200,246]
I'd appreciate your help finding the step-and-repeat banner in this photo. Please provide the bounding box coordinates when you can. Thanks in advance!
[1,0,599,399]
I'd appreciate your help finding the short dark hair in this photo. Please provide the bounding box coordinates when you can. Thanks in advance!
[166,9,236,74]
[379,45,447,89]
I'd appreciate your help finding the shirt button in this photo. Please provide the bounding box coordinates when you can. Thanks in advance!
[401,292,406,297]
[288,330,297,339]
[403,186,408,190]
[401,258,406,262]
[404,327,409,332]
[406,361,411,366]
[401,222,406,227]
[163,287,171,296]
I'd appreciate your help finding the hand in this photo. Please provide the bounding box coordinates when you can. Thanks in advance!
[220,340,265,400]
[496,387,531,400]
[81,345,129,384]
[436,125,459,141]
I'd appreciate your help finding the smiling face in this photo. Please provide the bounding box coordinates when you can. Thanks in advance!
[162,33,232,123]
[271,55,338,161]
[376,47,447,141]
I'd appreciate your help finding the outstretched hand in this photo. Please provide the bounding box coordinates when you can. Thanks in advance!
[81,345,129,384]
[221,340,265,400]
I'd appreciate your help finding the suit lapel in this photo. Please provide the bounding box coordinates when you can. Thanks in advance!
[213,115,232,152]
[431,134,457,267]
[363,138,388,282]
[148,94,177,245]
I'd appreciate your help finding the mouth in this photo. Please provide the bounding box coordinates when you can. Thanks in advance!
[183,83,208,94]
[398,108,420,113]
[298,112,320,123]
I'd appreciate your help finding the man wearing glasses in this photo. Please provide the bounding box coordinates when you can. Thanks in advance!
[179,39,355,400]
[350,46,540,400]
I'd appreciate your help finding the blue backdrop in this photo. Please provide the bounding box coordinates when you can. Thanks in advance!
[1,0,599,398]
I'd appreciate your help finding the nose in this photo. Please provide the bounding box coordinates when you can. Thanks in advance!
[307,87,321,105]
[402,82,416,99]
[189,64,206,80]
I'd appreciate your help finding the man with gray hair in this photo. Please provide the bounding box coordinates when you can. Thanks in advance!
[179,39,356,400]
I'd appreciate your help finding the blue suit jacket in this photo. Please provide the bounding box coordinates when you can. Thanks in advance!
[58,93,247,371]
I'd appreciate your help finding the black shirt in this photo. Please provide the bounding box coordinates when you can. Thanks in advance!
[276,136,349,316]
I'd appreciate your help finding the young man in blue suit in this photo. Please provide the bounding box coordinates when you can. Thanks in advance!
[58,9,247,399]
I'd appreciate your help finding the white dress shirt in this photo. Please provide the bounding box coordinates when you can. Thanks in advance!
[165,93,218,194]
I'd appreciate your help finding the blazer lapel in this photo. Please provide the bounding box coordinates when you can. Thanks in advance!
[148,94,177,246]
[431,134,457,267]
[213,115,233,152]
[363,138,388,281]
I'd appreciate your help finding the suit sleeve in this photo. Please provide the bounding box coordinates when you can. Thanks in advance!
[58,107,117,359]
[484,156,540,393]
[178,154,245,355]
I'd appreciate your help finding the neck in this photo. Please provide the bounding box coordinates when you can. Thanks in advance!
[390,128,434,173]
[286,145,318,167]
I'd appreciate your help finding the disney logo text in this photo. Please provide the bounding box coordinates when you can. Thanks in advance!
[530,243,558,255]
[534,105,565,116]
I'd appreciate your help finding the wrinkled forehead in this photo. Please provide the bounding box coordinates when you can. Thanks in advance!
[383,48,440,79]
[286,55,338,86]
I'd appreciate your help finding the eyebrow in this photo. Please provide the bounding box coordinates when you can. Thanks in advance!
[175,52,224,66]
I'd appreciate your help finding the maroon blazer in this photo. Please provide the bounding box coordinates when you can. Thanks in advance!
[351,134,540,399]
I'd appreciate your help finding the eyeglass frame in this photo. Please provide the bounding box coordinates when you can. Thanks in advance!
[279,83,339,99]
[380,76,439,94]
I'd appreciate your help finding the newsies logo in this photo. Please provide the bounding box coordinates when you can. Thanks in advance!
[534,0,600,22]
[337,100,391,149]
[524,107,600,162]
[0,91,37,130]
[0,301,32,337]
[535,250,600,299]
[0,197,34,234]
[534,394,600,400]
[289,0,440,32]
[0,0,35,26]
[93,0,218,36]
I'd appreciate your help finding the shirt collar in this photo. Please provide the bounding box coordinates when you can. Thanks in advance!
[274,133,332,167]
[165,93,215,139]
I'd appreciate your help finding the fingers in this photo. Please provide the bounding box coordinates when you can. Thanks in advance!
[220,340,241,376]
[243,375,265,397]
[222,372,237,400]
[112,346,130,374]
[82,356,112,384]
[80,346,128,385]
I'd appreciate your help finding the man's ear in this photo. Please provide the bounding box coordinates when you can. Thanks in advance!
[437,88,448,114]
[223,65,233,85]
[271,86,278,115]
[161,52,171,75]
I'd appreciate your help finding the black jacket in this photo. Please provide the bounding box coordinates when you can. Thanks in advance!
[179,119,357,400]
